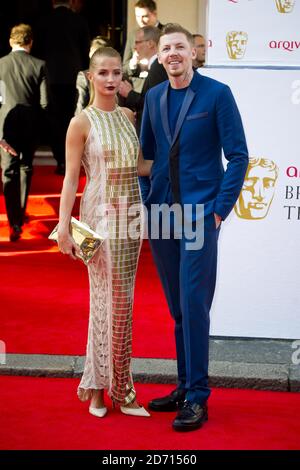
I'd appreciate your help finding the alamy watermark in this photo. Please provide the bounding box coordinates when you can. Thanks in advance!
[95,199,205,251]
[0,340,6,365]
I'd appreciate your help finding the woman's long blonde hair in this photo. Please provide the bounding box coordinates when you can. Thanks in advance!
[88,47,122,106]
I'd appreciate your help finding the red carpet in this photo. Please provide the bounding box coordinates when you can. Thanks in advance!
[0,377,300,450]
[0,167,174,358]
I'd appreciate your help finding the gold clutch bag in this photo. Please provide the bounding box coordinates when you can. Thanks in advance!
[48,217,105,265]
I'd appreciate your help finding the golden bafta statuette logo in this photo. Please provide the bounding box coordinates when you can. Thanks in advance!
[226,31,248,60]
[235,158,279,220]
[275,0,295,13]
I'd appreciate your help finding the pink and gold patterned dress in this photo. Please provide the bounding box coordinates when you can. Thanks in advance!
[77,105,143,405]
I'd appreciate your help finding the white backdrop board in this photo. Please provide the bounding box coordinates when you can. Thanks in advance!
[199,67,300,338]
[206,0,300,66]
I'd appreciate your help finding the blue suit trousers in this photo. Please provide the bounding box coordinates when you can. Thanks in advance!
[149,212,220,405]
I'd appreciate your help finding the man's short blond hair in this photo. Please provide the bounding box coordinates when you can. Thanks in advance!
[160,23,194,46]
[10,24,33,47]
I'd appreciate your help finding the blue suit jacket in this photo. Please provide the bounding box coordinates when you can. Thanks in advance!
[140,71,249,220]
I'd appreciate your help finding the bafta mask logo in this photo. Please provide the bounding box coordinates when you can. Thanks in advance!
[275,0,295,13]
[235,158,279,220]
[226,31,248,60]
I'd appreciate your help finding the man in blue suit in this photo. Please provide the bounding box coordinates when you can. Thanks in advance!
[140,24,249,432]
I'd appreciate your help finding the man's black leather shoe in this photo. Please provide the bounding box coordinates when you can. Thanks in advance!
[9,225,22,242]
[172,401,208,432]
[148,388,186,412]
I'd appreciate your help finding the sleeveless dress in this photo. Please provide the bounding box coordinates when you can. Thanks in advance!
[77,105,143,405]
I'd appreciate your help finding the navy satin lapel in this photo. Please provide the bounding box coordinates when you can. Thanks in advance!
[160,84,172,146]
[171,87,196,147]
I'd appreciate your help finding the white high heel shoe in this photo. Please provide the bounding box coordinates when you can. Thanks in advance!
[120,405,150,417]
[89,406,108,418]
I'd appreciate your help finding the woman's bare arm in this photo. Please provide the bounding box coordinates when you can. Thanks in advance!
[57,113,89,259]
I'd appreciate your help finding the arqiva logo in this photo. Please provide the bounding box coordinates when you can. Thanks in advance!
[269,40,300,51]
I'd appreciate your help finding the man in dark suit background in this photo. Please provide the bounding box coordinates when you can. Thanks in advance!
[34,0,90,174]
[123,0,164,93]
[119,26,167,136]
[0,23,48,241]
[192,34,206,69]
